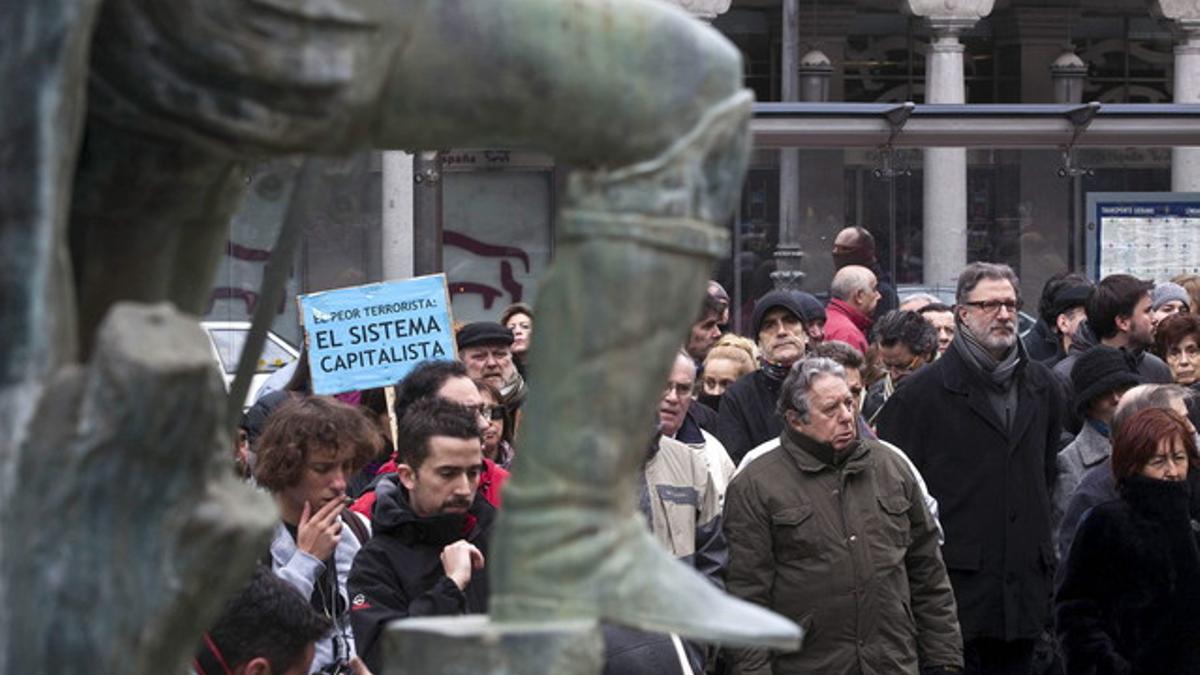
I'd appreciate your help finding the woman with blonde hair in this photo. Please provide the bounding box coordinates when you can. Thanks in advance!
[697,334,758,412]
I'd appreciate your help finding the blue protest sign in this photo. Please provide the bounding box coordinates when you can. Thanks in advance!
[299,274,456,395]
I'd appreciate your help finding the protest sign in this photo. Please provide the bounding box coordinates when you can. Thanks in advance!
[299,274,456,395]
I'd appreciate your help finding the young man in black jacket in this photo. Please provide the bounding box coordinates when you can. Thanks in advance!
[347,399,495,673]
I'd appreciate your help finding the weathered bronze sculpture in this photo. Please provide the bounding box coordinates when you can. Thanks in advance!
[2,0,801,672]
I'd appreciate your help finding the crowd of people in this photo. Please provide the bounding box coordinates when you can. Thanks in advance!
[200,225,1200,675]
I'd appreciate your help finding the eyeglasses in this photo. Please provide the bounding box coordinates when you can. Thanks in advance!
[962,299,1022,314]
[472,404,506,421]
[884,353,926,377]
[663,383,693,399]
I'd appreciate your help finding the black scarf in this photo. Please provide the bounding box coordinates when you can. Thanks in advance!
[761,359,791,383]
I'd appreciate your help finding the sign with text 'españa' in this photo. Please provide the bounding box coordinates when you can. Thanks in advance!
[299,274,456,395]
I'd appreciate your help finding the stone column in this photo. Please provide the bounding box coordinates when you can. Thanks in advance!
[994,6,1077,299]
[1155,1,1200,191]
[382,151,414,279]
[905,1,993,286]
[773,0,805,290]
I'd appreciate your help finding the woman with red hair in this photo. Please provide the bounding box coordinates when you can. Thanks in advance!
[1055,407,1200,673]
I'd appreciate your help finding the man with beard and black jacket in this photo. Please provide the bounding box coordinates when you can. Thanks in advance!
[715,290,810,464]
[347,399,494,673]
[831,226,898,320]
[1053,274,1173,434]
[876,262,1063,675]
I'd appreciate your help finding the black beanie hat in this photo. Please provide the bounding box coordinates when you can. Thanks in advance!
[1070,345,1143,415]
[1050,282,1092,320]
[751,290,808,335]
[456,321,514,351]
[795,291,827,324]
[239,389,291,448]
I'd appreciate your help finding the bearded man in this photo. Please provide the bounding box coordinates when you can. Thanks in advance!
[876,262,1064,675]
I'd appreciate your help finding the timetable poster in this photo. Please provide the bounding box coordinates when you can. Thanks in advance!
[1091,195,1200,282]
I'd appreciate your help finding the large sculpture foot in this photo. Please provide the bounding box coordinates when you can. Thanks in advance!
[489,92,801,651]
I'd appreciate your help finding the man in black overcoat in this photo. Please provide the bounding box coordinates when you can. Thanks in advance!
[877,262,1063,675]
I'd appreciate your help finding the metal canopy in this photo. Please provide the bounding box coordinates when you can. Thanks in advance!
[751,102,1200,148]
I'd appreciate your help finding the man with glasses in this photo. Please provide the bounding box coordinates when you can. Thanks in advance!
[659,350,735,495]
[862,310,938,427]
[877,262,1064,675]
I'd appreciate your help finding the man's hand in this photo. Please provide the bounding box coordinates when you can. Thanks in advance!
[348,656,373,675]
[440,540,485,590]
[295,498,345,561]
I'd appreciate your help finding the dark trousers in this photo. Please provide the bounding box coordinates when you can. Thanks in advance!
[964,638,1037,675]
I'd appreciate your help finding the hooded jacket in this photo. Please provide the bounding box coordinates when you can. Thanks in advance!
[347,475,494,673]
[267,512,368,673]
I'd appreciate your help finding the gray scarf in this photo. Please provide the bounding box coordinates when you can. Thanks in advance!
[500,371,527,410]
[953,319,1023,433]
[953,319,1022,389]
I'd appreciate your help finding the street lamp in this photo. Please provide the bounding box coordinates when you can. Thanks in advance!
[1050,49,1088,105]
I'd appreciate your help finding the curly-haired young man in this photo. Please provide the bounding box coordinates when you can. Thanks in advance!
[255,396,381,674]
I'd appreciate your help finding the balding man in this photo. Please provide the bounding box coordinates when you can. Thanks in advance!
[832,226,899,318]
[824,265,880,354]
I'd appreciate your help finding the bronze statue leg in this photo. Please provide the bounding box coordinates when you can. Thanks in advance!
[5,1,804,669]
[0,0,101,400]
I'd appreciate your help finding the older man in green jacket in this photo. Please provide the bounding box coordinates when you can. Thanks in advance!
[724,357,963,674]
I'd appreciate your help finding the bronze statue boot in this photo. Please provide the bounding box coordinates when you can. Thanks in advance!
[489,93,801,651]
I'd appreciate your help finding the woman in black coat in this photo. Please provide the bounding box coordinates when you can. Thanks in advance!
[1055,407,1200,674]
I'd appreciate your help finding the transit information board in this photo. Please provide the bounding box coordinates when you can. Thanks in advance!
[1086,192,1200,282]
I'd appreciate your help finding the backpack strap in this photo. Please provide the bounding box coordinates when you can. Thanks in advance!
[341,510,370,546]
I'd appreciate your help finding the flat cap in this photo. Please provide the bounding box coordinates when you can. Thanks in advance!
[456,321,514,350]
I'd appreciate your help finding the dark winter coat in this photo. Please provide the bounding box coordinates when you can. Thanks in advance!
[876,343,1063,643]
[870,263,899,321]
[1023,319,1061,365]
[347,476,494,673]
[714,370,783,464]
[679,401,718,443]
[1055,475,1200,674]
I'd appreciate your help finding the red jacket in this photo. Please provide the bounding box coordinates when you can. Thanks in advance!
[824,298,872,354]
[351,457,508,519]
